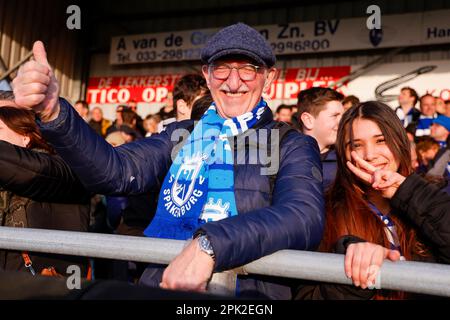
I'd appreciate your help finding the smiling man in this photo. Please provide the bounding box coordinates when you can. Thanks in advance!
[12,23,324,299]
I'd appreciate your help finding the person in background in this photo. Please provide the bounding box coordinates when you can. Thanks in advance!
[106,105,127,136]
[274,104,292,123]
[342,95,360,111]
[430,115,450,149]
[89,106,111,138]
[415,94,437,137]
[106,106,142,140]
[394,87,420,128]
[128,99,146,137]
[157,92,175,121]
[297,87,344,190]
[74,100,89,122]
[158,74,208,132]
[427,115,450,193]
[416,136,440,174]
[120,108,143,140]
[190,94,214,121]
[143,114,161,137]
[128,100,138,113]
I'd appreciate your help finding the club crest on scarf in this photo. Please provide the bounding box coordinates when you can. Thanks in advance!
[171,153,207,210]
[144,99,267,240]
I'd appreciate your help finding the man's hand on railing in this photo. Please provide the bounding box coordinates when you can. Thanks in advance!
[12,41,61,122]
[159,239,215,292]
[345,242,401,289]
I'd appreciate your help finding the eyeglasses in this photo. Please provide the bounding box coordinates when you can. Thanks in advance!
[209,63,263,81]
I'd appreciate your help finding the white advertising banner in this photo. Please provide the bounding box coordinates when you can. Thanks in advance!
[110,10,450,65]
[342,60,450,108]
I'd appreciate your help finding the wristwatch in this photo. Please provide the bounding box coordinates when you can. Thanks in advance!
[197,234,215,261]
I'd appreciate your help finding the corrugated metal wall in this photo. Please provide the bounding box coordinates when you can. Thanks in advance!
[0,0,83,103]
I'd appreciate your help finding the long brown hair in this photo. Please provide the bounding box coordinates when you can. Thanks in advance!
[320,101,427,299]
[0,106,53,153]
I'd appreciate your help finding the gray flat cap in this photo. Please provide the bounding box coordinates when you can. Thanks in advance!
[201,23,276,67]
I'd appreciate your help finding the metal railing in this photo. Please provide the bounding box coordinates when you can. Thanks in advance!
[1,226,450,297]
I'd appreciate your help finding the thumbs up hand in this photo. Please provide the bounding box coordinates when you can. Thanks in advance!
[12,41,60,122]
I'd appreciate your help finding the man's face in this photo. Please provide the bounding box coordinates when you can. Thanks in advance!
[277,108,292,122]
[420,96,436,116]
[202,58,276,119]
[129,101,137,112]
[430,123,449,141]
[310,100,344,150]
[74,103,88,118]
[398,89,414,106]
[144,118,158,134]
[91,108,103,122]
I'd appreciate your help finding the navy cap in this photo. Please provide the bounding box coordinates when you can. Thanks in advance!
[201,23,276,67]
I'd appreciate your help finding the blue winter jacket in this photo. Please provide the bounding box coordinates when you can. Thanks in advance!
[321,148,338,191]
[38,99,325,299]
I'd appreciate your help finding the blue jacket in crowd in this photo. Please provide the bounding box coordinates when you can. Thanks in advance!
[38,99,325,299]
[321,148,337,191]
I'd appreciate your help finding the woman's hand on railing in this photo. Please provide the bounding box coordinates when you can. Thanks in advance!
[347,151,406,199]
[345,242,401,289]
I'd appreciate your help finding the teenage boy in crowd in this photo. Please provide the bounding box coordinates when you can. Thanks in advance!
[297,87,344,190]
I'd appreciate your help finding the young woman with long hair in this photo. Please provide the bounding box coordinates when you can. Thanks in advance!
[295,101,450,300]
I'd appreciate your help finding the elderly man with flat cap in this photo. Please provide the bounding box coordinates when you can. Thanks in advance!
[12,23,324,299]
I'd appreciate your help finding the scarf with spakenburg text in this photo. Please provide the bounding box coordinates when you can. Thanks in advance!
[144,99,267,240]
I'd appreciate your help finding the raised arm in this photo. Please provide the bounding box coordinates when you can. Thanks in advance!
[12,41,176,195]
[390,174,450,263]
[37,99,175,195]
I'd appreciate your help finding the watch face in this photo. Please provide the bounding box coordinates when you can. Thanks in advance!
[199,236,213,254]
[201,236,211,250]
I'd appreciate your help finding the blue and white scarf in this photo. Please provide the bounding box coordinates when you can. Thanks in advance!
[144,99,267,240]
[415,114,437,137]
[368,202,405,260]
[395,106,417,128]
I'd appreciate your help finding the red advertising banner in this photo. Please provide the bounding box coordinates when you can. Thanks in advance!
[267,66,350,99]
[87,66,351,104]
[87,74,183,104]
